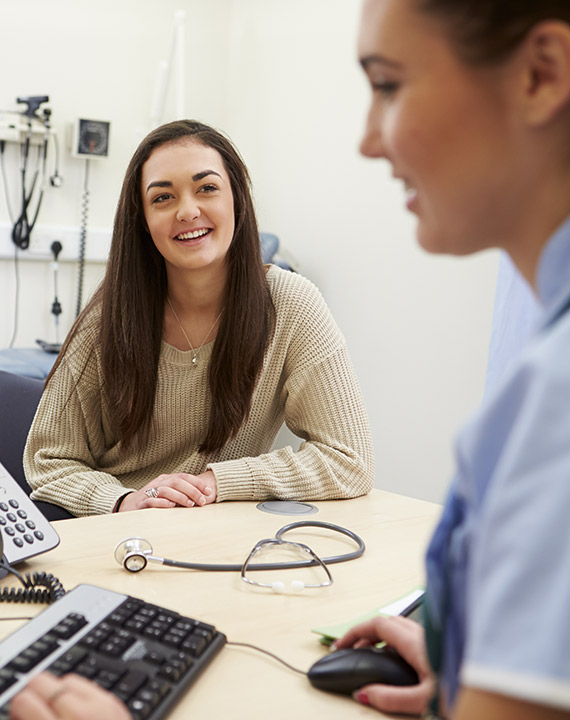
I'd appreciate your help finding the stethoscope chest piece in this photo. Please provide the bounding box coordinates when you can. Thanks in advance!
[114,537,154,573]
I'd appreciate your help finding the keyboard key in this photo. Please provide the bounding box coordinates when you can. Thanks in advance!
[181,634,207,656]
[52,613,88,639]
[128,697,153,720]
[114,669,147,702]
[0,668,18,693]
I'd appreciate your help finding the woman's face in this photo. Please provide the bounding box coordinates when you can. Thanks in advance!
[358,0,522,256]
[141,139,235,279]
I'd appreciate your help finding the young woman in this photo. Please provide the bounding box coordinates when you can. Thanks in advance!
[24,120,373,516]
[335,1,570,719]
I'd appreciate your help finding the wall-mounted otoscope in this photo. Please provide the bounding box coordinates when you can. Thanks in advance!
[0,95,62,250]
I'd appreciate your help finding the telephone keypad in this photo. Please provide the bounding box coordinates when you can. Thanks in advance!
[0,460,60,565]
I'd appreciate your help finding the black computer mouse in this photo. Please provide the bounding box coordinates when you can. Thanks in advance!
[308,646,419,695]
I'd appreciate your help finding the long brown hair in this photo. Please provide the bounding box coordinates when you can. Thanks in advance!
[48,120,275,453]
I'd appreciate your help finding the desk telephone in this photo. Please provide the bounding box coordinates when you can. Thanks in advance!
[0,461,60,589]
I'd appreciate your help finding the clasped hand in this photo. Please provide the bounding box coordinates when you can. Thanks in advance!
[118,470,217,512]
[334,615,434,715]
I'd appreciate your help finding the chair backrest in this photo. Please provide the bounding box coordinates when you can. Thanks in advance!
[0,371,74,520]
[0,370,44,490]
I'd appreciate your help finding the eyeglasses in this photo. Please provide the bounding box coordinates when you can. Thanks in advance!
[241,538,333,593]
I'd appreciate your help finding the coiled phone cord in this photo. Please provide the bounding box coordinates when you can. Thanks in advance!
[0,562,66,605]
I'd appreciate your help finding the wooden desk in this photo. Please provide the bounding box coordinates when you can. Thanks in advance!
[0,490,441,719]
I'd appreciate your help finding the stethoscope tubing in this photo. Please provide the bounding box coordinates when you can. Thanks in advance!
[136,521,365,572]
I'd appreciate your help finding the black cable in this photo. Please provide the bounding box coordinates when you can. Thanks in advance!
[8,243,20,348]
[0,561,66,604]
[11,131,47,250]
[226,641,306,676]
[29,136,48,228]
[75,158,90,317]
[11,130,32,249]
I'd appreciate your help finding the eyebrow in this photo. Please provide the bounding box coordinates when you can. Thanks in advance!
[145,169,222,193]
[360,55,402,71]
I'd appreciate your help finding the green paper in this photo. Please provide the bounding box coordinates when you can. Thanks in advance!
[311,586,425,643]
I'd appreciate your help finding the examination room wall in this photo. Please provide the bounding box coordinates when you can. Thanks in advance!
[0,0,499,505]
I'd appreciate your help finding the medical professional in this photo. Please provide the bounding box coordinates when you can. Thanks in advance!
[335,1,570,718]
[23,119,373,517]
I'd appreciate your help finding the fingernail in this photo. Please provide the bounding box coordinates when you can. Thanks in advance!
[354,691,369,705]
[187,500,195,507]
[330,642,338,652]
[198,496,206,505]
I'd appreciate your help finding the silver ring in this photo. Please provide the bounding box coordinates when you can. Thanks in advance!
[144,487,159,498]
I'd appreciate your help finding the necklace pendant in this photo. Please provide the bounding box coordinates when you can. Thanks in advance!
[192,353,198,366]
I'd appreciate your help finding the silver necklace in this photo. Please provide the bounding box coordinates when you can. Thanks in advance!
[167,296,223,366]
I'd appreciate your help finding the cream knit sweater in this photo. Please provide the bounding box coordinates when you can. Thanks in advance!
[25,266,374,516]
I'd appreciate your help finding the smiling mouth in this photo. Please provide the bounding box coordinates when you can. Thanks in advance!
[175,228,212,241]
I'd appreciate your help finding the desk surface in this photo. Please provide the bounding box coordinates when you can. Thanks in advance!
[0,490,441,719]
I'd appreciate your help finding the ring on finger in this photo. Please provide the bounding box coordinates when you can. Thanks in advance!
[144,487,160,498]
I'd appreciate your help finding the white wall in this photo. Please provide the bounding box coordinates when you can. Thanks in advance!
[0,0,231,344]
[0,0,499,504]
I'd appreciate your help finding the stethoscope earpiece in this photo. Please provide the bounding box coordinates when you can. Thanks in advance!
[271,580,305,594]
[114,537,154,573]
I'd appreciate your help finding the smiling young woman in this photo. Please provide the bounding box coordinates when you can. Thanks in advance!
[24,120,374,516]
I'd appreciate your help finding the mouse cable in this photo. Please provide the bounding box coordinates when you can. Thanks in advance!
[226,641,307,676]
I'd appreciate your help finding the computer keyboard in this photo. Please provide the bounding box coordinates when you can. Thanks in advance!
[0,584,226,719]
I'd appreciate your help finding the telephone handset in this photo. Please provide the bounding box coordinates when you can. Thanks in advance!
[0,461,60,579]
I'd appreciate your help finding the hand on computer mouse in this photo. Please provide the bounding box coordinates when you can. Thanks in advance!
[9,671,131,720]
[334,615,434,715]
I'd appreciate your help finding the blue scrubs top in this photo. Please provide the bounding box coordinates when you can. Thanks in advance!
[425,216,570,713]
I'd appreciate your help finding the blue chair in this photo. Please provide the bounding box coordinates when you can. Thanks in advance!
[0,347,57,380]
[0,370,74,520]
[260,232,292,270]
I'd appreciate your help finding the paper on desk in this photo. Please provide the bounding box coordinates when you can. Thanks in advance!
[311,587,425,646]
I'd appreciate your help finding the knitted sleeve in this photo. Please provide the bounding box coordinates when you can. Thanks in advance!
[209,271,374,501]
[24,323,132,517]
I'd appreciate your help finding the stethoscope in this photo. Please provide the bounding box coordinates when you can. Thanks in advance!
[114,520,365,591]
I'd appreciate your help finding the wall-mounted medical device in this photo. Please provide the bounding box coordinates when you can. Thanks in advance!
[0,96,50,145]
[0,96,60,250]
[71,118,110,159]
[68,118,111,317]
